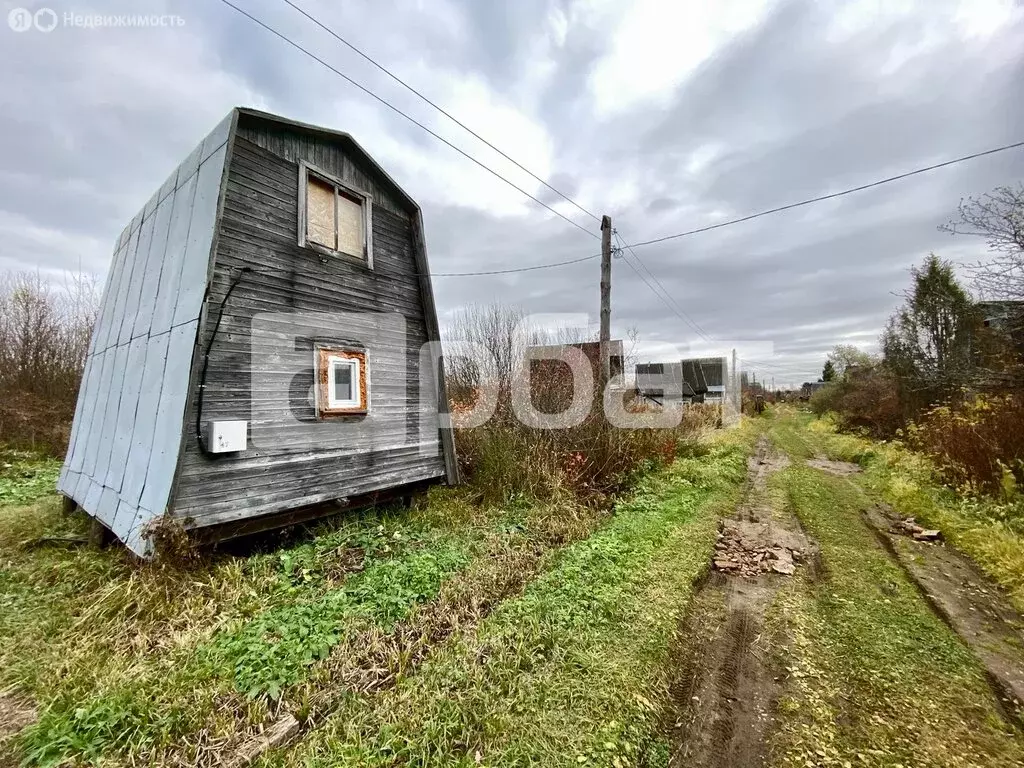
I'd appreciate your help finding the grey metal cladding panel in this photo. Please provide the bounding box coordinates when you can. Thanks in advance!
[93,238,131,353]
[178,141,204,188]
[81,350,116,477]
[88,240,128,356]
[100,226,141,351]
[131,192,174,341]
[61,344,101,479]
[111,499,139,546]
[104,335,147,492]
[59,470,81,498]
[201,112,232,163]
[118,213,157,346]
[122,331,170,507]
[92,343,130,489]
[96,486,120,528]
[124,510,155,558]
[172,144,227,328]
[158,165,178,204]
[139,319,198,515]
[151,172,199,336]
[83,479,104,518]
[74,473,92,506]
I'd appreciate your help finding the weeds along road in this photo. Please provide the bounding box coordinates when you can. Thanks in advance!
[1,410,1023,767]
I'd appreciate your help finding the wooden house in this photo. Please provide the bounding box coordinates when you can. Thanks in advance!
[57,108,458,556]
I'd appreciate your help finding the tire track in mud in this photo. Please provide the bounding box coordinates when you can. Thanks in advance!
[664,435,813,768]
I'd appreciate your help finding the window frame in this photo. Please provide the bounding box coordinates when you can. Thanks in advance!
[314,345,369,417]
[298,161,374,268]
[326,355,361,410]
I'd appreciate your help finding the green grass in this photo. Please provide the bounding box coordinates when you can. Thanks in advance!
[0,424,752,767]
[777,407,1024,613]
[269,432,757,767]
[0,449,61,506]
[763,412,1024,767]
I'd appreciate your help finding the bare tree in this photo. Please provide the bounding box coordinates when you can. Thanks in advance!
[0,269,99,452]
[940,184,1024,300]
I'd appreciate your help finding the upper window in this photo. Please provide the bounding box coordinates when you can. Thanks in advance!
[299,162,373,265]
[316,347,368,416]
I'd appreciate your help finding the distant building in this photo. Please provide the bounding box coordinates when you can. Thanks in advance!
[682,357,728,402]
[635,361,697,404]
[527,340,624,381]
[978,300,1024,355]
[800,381,826,400]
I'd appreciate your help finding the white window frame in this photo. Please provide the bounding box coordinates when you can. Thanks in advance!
[326,355,361,410]
[298,160,374,268]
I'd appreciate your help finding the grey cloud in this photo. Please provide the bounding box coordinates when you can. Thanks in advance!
[1,0,1022,387]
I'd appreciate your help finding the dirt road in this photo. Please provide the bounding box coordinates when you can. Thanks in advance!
[664,414,1024,767]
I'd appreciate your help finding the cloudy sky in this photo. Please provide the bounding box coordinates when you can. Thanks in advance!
[2,0,1023,386]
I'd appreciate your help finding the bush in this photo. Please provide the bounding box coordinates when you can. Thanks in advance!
[455,405,718,506]
[812,367,902,439]
[906,393,1024,496]
[0,270,98,456]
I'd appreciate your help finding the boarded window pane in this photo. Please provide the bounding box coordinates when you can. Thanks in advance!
[337,193,364,257]
[334,362,354,401]
[307,176,335,248]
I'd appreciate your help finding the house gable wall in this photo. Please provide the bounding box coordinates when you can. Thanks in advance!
[170,118,446,529]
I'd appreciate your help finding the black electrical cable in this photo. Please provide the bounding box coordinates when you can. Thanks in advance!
[195,267,253,456]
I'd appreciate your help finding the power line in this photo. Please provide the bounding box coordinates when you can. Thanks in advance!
[620,140,1024,251]
[613,231,715,342]
[215,0,597,242]
[430,252,600,277]
[277,0,601,225]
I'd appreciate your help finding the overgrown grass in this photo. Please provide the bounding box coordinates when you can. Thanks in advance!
[1,420,747,767]
[0,448,60,506]
[767,461,1024,767]
[269,427,757,767]
[776,407,1024,613]
[1,489,567,765]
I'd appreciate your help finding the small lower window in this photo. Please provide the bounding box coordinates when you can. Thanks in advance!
[316,347,368,415]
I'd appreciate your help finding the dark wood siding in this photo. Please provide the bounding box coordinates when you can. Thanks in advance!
[172,133,445,528]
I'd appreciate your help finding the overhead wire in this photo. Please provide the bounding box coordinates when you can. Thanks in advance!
[619,140,1024,252]
[215,0,598,242]
[277,0,602,225]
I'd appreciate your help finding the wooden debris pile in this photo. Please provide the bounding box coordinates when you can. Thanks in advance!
[890,517,943,543]
[712,520,810,577]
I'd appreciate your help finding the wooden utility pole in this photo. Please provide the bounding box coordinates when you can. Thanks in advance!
[731,348,738,416]
[600,215,612,384]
